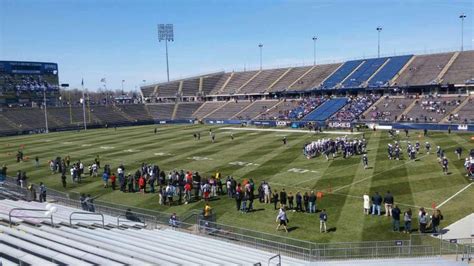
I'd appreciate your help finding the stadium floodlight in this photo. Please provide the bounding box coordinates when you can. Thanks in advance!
[258,43,263,70]
[459,13,466,51]
[312,36,318,66]
[376,27,383,58]
[121,79,125,95]
[158,24,174,82]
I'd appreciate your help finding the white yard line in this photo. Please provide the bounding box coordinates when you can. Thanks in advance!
[220,127,363,135]
[437,183,473,208]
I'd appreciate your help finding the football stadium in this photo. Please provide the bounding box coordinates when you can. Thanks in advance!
[0,1,473,265]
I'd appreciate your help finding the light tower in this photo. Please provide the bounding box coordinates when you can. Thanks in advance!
[158,24,174,82]
[459,13,467,51]
[312,36,318,66]
[376,26,382,58]
[258,43,263,70]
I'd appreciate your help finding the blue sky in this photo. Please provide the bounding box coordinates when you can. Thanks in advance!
[0,0,472,91]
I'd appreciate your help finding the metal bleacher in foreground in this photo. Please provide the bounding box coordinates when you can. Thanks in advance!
[0,196,302,265]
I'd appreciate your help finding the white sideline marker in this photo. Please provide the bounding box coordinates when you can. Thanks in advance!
[437,183,473,208]
[100,146,114,150]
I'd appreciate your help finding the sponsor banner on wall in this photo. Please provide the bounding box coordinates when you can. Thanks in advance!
[276,121,288,127]
[458,124,468,131]
[328,121,352,128]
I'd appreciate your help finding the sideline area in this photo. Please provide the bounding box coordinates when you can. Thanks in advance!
[220,127,363,135]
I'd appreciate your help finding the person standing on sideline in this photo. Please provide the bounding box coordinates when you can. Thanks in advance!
[309,191,317,213]
[276,207,289,233]
[404,209,412,234]
[363,193,370,215]
[391,205,401,232]
[419,208,428,233]
[362,154,369,169]
[272,190,279,210]
[263,181,271,204]
[280,189,287,208]
[319,209,328,233]
[372,192,382,215]
[295,192,303,212]
[282,136,287,145]
[39,182,46,203]
[383,191,394,217]
[431,209,444,234]
[35,156,40,168]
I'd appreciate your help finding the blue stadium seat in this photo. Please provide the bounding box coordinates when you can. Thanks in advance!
[302,98,348,121]
[342,58,387,88]
[321,60,364,89]
[368,55,413,87]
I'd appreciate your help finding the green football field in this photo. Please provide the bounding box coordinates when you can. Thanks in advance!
[0,124,473,243]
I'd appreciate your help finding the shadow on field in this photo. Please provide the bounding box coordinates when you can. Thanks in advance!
[248,208,265,213]
[287,226,299,232]
[327,227,337,233]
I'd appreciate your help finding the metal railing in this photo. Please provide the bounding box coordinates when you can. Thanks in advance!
[69,211,104,228]
[9,208,53,227]
[268,254,281,266]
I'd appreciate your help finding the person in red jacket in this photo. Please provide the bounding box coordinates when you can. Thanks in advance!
[138,176,146,193]
[110,173,117,190]
[184,182,192,204]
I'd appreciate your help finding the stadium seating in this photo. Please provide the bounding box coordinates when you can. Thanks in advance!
[88,105,129,124]
[116,104,153,122]
[287,97,327,120]
[220,71,259,95]
[140,85,155,98]
[157,81,180,97]
[258,99,302,120]
[364,96,416,122]
[233,100,279,120]
[181,78,200,96]
[441,50,474,85]
[174,102,202,119]
[47,106,91,126]
[330,95,380,122]
[0,114,21,133]
[368,55,413,87]
[394,52,454,86]
[205,101,253,119]
[342,58,387,88]
[302,98,347,121]
[452,97,474,123]
[321,60,364,89]
[269,66,312,92]
[1,108,59,130]
[201,73,226,95]
[402,96,466,123]
[146,103,175,120]
[238,68,288,94]
[207,73,232,95]
[192,101,227,119]
[0,223,304,265]
[289,64,341,91]
[0,197,303,265]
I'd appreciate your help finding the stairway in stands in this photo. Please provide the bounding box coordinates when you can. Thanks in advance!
[302,98,348,121]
